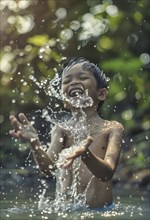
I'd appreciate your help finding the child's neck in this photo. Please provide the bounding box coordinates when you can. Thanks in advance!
[72,107,102,122]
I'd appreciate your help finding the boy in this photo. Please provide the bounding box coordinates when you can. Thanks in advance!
[9,58,124,209]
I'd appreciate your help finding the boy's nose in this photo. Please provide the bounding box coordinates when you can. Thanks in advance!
[70,81,79,86]
[69,81,81,89]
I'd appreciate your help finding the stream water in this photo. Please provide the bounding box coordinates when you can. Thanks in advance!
[0,180,149,220]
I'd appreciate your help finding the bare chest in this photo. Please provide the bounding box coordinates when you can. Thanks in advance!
[64,125,109,158]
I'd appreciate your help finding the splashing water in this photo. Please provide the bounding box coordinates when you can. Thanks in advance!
[61,89,93,109]
[40,105,93,212]
[29,72,95,212]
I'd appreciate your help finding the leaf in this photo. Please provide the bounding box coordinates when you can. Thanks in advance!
[101,57,142,73]
[27,34,49,46]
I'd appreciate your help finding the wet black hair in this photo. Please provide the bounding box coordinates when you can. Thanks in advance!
[61,57,108,89]
[61,57,108,111]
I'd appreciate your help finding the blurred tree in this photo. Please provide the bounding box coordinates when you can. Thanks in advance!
[0,0,149,181]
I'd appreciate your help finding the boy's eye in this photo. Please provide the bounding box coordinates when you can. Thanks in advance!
[80,76,89,80]
[62,79,71,84]
[62,75,89,84]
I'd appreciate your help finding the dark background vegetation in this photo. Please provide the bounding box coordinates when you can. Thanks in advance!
[0,0,150,188]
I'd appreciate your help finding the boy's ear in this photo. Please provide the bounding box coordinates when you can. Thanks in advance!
[98,88,108,101]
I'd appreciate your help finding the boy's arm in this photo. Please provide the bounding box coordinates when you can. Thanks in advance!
[82,123,124,181]
[9,113,64,176]
[30,125,64,176]
[29,138,56,175]
[62,122,124,182]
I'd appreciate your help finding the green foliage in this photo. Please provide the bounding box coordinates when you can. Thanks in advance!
[27,34,49,46]
[0,0,149,177]
[101,57,142,73]
[125,130,150,172]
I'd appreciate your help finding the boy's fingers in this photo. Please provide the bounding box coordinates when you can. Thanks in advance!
[18,113,30,125]
[61,158,73,168]
[66,146,87,160]
[9,130,21,139]
[9,115,14,120]
[66,152,78,160]
[9,115,16,122]
[61,139,93,168]
[10,116,21,131]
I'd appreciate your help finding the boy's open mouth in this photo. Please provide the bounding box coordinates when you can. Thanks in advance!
[69,87,84,97]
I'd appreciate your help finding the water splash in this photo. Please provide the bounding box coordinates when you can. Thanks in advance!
[61,89,93,109]
[39,102,93,212]
[28,72,95,212]
[29,71,62,98]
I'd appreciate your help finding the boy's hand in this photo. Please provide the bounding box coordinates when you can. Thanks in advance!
[61,136,93,168]
[9,113,38,143]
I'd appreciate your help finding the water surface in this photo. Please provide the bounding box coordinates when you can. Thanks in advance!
[1,179,149,220]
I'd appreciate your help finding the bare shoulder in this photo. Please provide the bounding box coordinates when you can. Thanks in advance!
[104,120,124,134]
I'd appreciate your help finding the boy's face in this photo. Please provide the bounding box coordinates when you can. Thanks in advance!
[61,62,103,109]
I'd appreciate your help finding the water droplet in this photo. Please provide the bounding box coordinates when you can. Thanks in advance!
[23,81,27,86]
[35,90,39,94]
[59,138,64,143]
[12,99,16,103]
[48,165,53,169]
[140,53,150,64]
[122,139,125,143]
[30,138,37,143]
